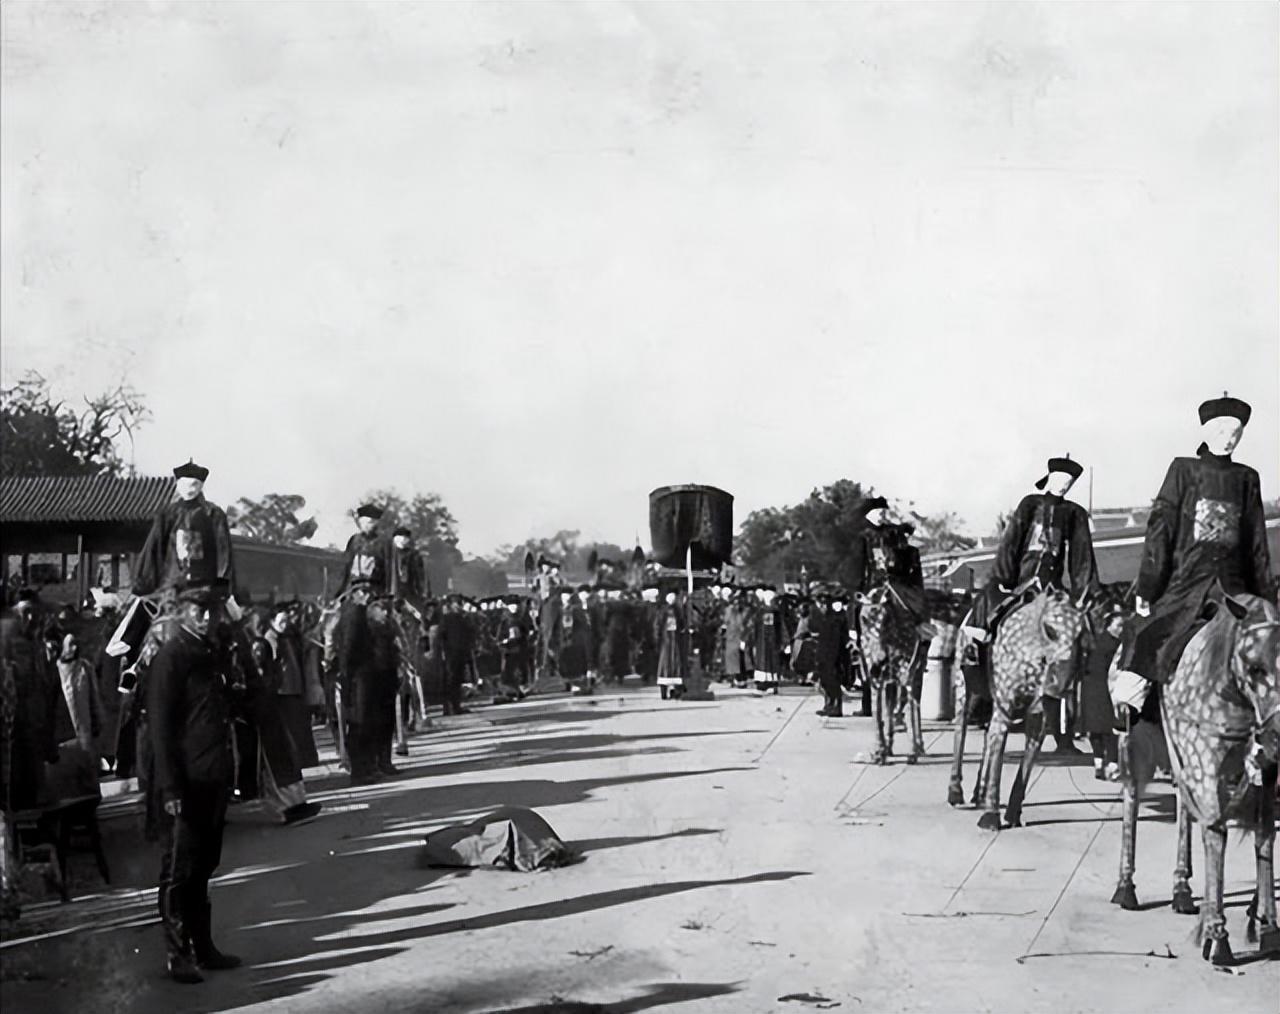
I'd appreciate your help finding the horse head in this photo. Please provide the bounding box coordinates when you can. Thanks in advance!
[1226,595,1280,761]
[1035,588,1088,664]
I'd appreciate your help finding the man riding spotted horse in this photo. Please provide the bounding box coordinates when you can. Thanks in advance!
[1111,393,1279,964]
[951,455,1099,826]
[851,497,934,763]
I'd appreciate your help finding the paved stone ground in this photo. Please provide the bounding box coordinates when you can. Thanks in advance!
[2,686,1277,1014]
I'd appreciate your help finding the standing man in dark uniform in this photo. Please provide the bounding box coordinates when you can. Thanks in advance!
[147,578,241,984]
[438,596,474,716]
[133,461,236,599]
[814,590,849,717]
[1128,395,1274,682]
[497,595,533,700]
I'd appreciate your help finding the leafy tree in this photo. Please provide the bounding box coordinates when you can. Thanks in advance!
[227,493,318,544]
[451,558,509,598]
[493,532,635,582]
[735,479,872,586]
[736,479,978,584]
[0,371,150,477]
[902,509,977,555]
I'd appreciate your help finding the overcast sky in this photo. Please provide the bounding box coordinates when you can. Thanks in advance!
[3,2,1277,555]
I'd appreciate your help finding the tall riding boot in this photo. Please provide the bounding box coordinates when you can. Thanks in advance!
[159,880,203,984]
[191,896,242,971]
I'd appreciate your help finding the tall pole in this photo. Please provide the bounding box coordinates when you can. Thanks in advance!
[1088,466,1094,514]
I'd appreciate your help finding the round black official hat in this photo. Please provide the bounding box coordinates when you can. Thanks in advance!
[1198,393,1251,426]
[173,459,210,482]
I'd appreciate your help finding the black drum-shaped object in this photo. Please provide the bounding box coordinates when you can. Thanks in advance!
[648,484,734,570]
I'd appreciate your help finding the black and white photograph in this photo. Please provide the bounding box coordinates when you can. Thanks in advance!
[1,3,1277,1012]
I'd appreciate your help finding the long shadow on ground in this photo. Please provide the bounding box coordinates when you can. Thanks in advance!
[1,764,764,1014]
[482,980,743,1013]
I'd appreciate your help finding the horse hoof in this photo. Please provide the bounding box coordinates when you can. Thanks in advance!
[977,811,1002,831]
[1171,887,1199,916]
[905,754,918,766]
[969,790,982,807]
[1259,923,1280,955]
[1110,883,1139,910]
[1003,813,1022,829]
[1201,936,1234,966]
[947,785,964,807]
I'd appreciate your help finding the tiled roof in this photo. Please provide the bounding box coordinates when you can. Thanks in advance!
[0,475,175,524]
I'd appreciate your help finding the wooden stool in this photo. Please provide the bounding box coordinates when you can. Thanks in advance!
[13,807,69,903]
[47,796,112,893]
[15,796,110,902]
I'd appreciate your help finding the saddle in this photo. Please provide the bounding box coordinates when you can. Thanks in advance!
[1122,581,1230,685]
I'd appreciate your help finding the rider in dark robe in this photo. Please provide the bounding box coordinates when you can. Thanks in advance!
[969,458,1099,633]
[335,504,390,599]
[133,461,236,598]
[388,527,428,605]
[1128,395,1274,683]
[968,458,1099,749]
[851,498,929,627]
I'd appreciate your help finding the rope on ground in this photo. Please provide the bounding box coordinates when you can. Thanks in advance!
[1018,817,1108,962]
[1018,946,1177,963]
[1065,766,1122,817]
[938,763,1050,914]
[837,730,949,814]
[755,688,815,765]
[903,910,1036,918]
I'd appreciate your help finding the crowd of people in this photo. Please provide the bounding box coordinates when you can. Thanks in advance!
[0,390,1274,981]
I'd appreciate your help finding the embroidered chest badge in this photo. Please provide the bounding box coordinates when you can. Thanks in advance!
[1193,499,1240,546]
[666,617,678,632]
[352,553,377,578]
[175,528,205,565]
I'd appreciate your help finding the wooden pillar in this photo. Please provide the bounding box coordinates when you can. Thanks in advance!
[76,533,88,608]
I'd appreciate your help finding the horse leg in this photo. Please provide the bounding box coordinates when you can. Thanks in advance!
[1171,789,1198,915]
[884,682,897,760]
[907,661,924,763]
[977,710,1009,830]
[1253,762,1279,952]
[871,677,887,765]
[394,692,409,757]
[1111,735,1140,909]
[971,705,989,806]
[1004,708,1045,829]
[1199,822,1233,965]
[947,686,968,805]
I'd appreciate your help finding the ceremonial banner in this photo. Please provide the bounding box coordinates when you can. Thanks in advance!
[648,484,734,570]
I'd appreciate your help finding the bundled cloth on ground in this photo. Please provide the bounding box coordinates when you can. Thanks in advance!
[420,806,580,871]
